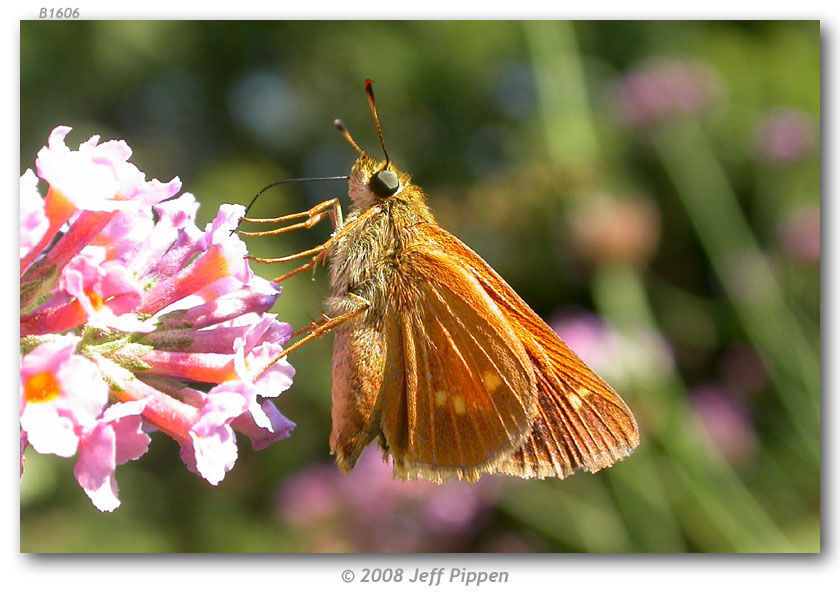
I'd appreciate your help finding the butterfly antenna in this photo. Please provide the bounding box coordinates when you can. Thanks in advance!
[242,176,349,219]
[334,119,365,155]
[364,79,390,169]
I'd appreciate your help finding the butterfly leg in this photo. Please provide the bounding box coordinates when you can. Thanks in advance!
[253,293,371,380]
[248,243,327,265]
[247,241,335,284]
[242,198,343,282]
[239,197,343,237]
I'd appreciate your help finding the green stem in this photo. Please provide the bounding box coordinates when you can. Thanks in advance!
[592,263,796,552]
[652,119,819,458]
[499,478,633,552]
[523,21,600,168]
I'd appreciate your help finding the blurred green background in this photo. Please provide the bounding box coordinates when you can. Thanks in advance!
[20,20,820,553]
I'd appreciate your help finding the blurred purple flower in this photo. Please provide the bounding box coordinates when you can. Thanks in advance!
[276,446,501,552]
[690,384,758,466]
[277,464,344,528]
[777,204,820,262]
[550,310,674,389]
[551,312,617,368]
[613,59,722,126]
[754,108,817,164]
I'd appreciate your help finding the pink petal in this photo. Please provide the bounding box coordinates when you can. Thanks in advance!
[20,337,109,453]
[233,400,295,451]
[156,287,281,332]
[21,405,79,457]
[181,426,238,486]
[74,421,119,510]
[36,126,122,211]
[89,205,156,265]
[101,401,151,465]
[242,342,296,398]
[20,169,49,260]
[20,430,28,476]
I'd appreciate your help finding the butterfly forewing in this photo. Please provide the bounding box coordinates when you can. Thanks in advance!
[415,223,640,479]
[379,244,538,482]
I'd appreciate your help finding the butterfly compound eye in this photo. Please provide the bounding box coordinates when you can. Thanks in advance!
[369,169,400,198]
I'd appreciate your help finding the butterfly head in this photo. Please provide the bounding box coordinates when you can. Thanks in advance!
[338,80,425,209]
[348,154,410,207]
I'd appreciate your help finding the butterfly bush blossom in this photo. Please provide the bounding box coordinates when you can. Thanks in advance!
[20,126,296,511]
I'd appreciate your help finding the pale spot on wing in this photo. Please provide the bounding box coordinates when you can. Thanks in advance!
[434,391,447,406]
[568,391,584,411]
[453,395,466,414]
[482,371,502,393]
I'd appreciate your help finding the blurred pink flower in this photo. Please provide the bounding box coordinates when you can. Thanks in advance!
[777,204,820,262]
[754,108,817,164]
[690,384,758,466]
[613,59,722,126]
[550,310,674,389]
[570,195,661,265]
[277,464,344,527]
[276,446,501,552]
[20,126,296,511]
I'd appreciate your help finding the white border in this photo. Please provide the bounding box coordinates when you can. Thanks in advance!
[7,4,833,599]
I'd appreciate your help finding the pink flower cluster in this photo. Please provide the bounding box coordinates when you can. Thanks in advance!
[754,108,817,165]
[690,383,758,466]
[613,59,722,126]
[20,126,296,511]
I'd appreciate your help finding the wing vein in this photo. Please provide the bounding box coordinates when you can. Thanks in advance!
[425,284,527,445]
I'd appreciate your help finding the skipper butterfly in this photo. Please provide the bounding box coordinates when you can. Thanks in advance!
[243,80,639,482]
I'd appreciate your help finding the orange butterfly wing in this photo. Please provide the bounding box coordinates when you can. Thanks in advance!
[415,223,640,479]
[377,238,539,482]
